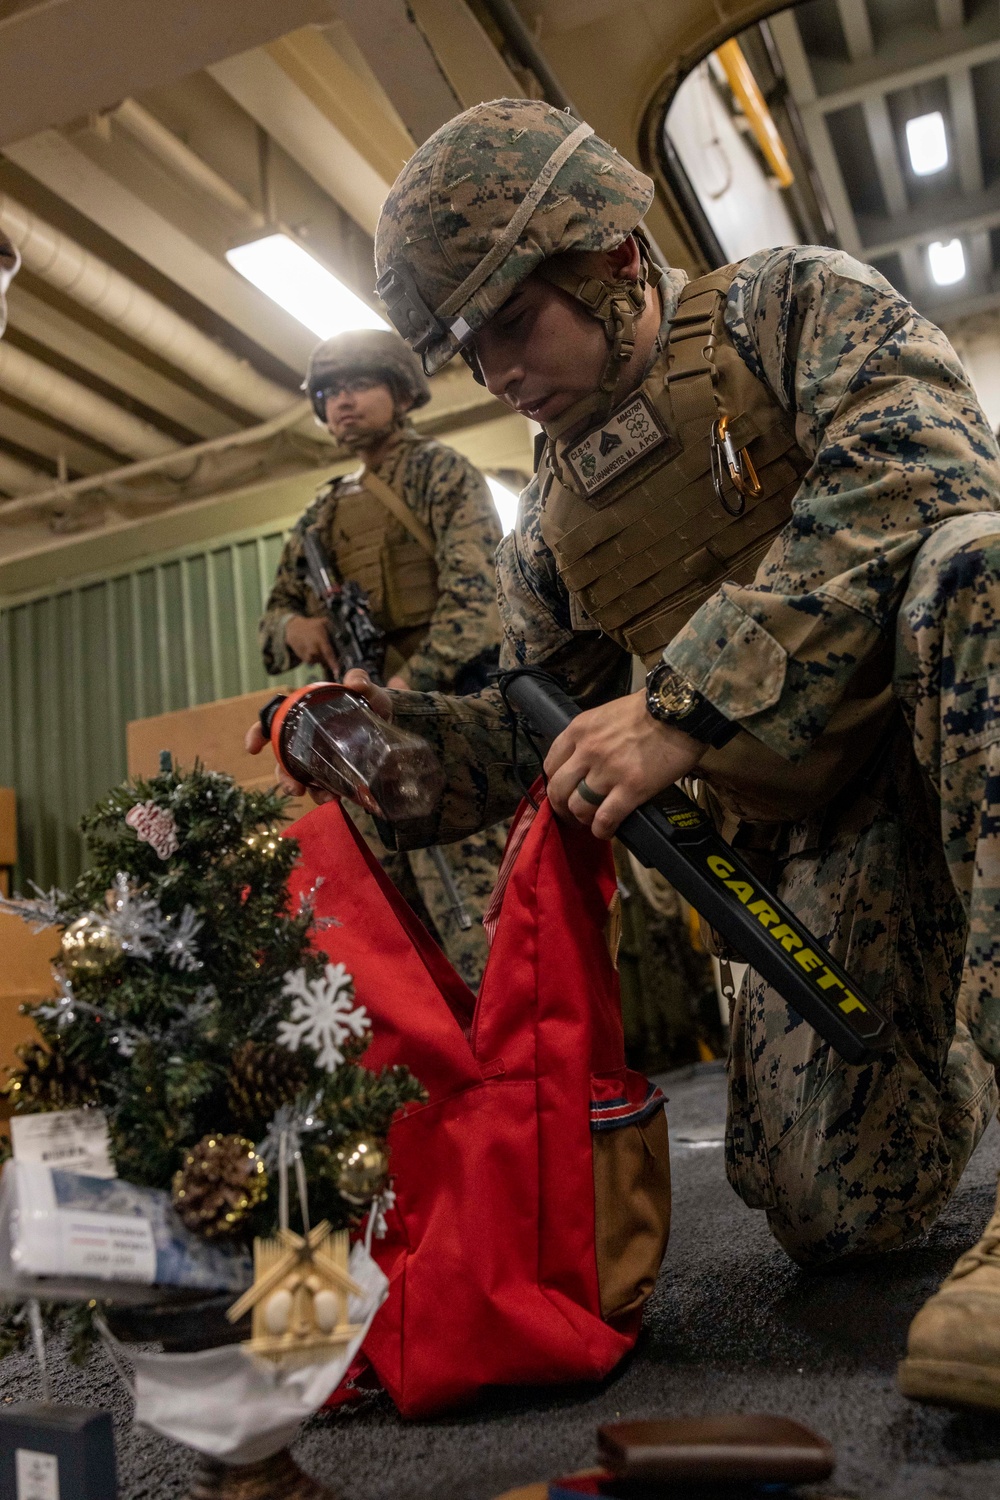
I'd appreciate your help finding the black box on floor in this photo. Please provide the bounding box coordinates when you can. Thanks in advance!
[0,1403,117,1500]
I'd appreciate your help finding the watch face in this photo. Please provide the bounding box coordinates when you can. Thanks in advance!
[658,680,698,717]
[648,665,698,720]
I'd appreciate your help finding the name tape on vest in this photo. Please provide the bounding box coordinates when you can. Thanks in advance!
[564,393,668,498]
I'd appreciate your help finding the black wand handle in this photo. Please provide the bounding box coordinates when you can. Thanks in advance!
[500,668,891,1066]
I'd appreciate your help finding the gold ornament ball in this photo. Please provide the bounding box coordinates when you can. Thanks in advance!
[60,913,124,977]
[334,1132,389,1206]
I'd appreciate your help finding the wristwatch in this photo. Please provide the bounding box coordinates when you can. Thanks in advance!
[645,662,738,749]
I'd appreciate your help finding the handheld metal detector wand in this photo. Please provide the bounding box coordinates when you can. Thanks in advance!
[500,668,891,1066]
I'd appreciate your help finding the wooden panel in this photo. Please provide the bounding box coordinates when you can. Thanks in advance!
[127,686,310,820]
[0,787,16,868]
[0,913,59,1117]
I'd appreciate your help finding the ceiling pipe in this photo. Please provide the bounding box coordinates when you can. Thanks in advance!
[0,341,180,460]
[0,448,49,497]
[0,397,313,519]
[0,194,296,421]
[0,375,499,522]
[111,100,268,228]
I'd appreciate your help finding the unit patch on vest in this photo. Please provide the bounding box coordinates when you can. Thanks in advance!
[563,393,668,500]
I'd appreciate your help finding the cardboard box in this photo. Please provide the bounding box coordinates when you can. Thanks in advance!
[0,915,59,1122]
[0,787,16,868]
[127,689,309,821]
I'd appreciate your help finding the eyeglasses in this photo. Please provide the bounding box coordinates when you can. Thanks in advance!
[317,376,382,400]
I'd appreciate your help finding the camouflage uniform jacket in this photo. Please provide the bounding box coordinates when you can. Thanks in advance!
[260,427,502,691]
[388,246,1000,844]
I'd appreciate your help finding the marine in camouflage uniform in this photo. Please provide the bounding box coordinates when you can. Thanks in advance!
[369,99,1000,1295]
[259,330,507,989]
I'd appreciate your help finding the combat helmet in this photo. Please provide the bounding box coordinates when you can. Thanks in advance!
[303,328,431,425]
[375,98,654,427]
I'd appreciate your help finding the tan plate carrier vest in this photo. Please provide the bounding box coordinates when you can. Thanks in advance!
[539,264,896,826]
[539,264,810,660]
[325,447,438,646]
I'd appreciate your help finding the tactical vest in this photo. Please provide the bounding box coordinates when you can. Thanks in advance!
[539,264,896,824]
[539,264,811,660]
[325,446,439,642]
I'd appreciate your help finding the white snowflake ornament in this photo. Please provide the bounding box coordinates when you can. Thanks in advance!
[276,963,370,1073]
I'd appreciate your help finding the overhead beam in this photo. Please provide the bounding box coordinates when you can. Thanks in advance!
[936,0,965,31]
[899,244,928,302]
[769,11,862,257]
[813,9,1000,114]
[329,0,461,145]
[946,69,984,195]
[836,0,874,60]
[0,0,331,148]
[862,95,908,217]
[0,340,179,460]
[6,284,240,441]
[209,28,415,240]
[861,179,1000,257]
[0,448,48,497]
[3,129,314,373]
[967,228,993,292]
[0,404,113,477]
[407,0,522,109]
[922,286,1000,325]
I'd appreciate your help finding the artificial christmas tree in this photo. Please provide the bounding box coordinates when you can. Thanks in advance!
[0,759,424,1495]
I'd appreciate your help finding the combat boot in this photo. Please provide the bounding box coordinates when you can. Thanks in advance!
[899,1176,1000,1410]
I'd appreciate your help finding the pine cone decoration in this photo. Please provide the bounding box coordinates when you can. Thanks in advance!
[171,1133,267,1239]
[2,1042,98,1113]
[225,1041,310,1136]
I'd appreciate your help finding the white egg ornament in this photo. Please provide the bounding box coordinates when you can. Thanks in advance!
[263,1287,293,1335]
[313,1289,339,1334]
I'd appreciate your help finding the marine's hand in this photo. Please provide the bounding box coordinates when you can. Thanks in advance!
[243,719,333,804]
[545,687,705,839]
[342,668,394,720]
[285,615,339,677]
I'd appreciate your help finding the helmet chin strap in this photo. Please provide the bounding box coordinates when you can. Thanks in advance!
[536,250,649,446]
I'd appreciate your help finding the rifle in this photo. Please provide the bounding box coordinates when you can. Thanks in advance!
[301,527,386,681]
[499,668,891,1066]
[300,526,473,933]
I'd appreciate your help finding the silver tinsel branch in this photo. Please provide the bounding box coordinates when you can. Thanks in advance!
[105,873,202,970]
[0,882,65,932]
[257,1093,324,1169]
[36,975,142,1057]
[298,876,341,934]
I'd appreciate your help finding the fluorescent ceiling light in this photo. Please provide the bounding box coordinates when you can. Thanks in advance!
[906,111,948,176]
[487,477,520,535]
[226,233,388,338]
[928,238,965,286]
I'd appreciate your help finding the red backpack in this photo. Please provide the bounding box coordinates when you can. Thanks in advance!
[287,790,671,1417]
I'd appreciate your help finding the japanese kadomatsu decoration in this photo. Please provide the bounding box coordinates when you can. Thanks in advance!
[0,762,424,1498]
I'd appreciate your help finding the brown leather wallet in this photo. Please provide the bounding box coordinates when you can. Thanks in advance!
[597,1415,835,1484]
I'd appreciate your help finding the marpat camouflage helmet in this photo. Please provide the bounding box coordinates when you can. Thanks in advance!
[303,328,431,424]
[375,98,654,377]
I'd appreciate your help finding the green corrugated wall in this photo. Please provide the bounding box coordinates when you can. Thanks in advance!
[0,519,310,891]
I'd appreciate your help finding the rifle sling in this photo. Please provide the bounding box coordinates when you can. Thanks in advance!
[361,469,436,557]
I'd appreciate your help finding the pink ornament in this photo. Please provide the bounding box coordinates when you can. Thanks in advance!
[125,801,180,860]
